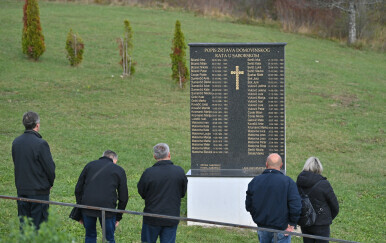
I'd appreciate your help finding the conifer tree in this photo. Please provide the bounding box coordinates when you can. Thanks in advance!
[65,29,85,66]
[22,0,45,60]
[170,20,189,89]
[117,19,135,77]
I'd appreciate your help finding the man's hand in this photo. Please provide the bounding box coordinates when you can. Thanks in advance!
[115,221,120,227]
[79,219,83,225]
[284,224,294,236]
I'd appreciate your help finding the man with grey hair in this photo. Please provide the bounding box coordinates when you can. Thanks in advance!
[246,153,302,243]
[138,143,188,243]
[75,150,128,243]
[12,111,56,229]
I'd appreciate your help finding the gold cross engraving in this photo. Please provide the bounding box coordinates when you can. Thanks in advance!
[231,66,244,90]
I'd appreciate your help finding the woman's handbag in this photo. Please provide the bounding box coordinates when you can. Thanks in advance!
[298,181,322,227]
[69,207,82,221]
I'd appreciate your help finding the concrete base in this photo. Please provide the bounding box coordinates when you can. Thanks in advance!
[187,174,256,227]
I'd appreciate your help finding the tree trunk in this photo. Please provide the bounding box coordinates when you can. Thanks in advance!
[121,38,126,76]
[348,1,356,44]
[125,41,129,76]
[74,34,77,58]
[128,57,132,77]
[179,69,182,89]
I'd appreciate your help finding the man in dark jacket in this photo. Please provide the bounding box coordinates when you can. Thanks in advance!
[246,153,302,243]
[137,143,188,243]
[75,150,128,243]
[12,111,56,229]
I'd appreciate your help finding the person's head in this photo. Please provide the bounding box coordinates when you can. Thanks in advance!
[103,150,118,164]
[153,143,170,161]
[303,157,323,174]
[22,111,40,131]
[266,153,283,170]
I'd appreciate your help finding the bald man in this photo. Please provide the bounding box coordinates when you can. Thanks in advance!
[245,153,302,243]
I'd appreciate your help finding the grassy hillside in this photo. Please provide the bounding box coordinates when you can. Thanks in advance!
[0,0,385,242]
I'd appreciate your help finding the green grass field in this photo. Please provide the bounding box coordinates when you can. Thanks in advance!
[0,0,385,242]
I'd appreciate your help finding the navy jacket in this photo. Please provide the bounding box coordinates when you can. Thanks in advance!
[296,171,339,226]
[75,157,129,221]
[137,160,188,226]
[12,130,56,195]
[246,169,302,230]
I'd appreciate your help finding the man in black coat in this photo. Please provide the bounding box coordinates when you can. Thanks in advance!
[75,150,128,243]
[137,143,188,243]
[12,111,56,229]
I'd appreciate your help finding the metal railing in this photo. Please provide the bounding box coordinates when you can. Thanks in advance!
[0,195,358,243]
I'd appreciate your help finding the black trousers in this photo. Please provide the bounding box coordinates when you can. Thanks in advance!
[301,225,330,243]
[17,194,49,230]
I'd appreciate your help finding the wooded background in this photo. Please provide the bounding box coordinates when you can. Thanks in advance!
[47,0,385,50]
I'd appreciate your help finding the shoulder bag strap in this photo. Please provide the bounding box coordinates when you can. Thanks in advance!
[307,180,323,195]
[90,162,112,182]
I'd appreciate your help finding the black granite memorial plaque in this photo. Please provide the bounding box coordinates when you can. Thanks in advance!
[190,43,286,177]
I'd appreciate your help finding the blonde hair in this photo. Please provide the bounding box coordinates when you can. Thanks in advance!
[303,157,323,174]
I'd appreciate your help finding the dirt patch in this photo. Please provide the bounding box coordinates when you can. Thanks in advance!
[331,94,359,107]
[311,92,359,107]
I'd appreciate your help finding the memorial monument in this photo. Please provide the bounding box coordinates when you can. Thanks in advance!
[187,43,286,226]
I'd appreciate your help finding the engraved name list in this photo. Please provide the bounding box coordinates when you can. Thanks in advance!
[190,43,286,176]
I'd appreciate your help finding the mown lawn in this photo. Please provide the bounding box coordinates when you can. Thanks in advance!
[0,0,384,242]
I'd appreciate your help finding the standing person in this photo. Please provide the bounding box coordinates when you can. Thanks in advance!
[75,150,128,243]
[137,143,188,243]
[296,157,339,243]
[12,111,56,229]
[246,153,302,243]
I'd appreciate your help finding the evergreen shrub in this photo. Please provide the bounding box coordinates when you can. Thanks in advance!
[22,0,45,60]
[65,29,85,66]
[170,20,189,89]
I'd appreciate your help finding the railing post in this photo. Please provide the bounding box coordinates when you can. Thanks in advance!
[273,232,278,243]
[102,210,106,243]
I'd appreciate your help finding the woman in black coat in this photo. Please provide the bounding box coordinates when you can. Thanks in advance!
[296,157,339,243]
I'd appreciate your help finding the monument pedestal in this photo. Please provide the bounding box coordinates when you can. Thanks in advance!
[187,170,256,227]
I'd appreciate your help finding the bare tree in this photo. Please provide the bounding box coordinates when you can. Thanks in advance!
[310,0,383,44]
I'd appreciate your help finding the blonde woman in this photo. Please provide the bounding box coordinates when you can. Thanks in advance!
[296,157,339,243]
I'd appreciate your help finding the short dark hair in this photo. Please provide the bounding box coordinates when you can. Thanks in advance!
[103,150,118,160]
[22,111,40,130]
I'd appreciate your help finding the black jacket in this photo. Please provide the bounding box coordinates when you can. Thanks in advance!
[12,130,56,195]
[75,157,129,221]
[137,160,188,226]
[296,171,339,226]
[246,169,302,230]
